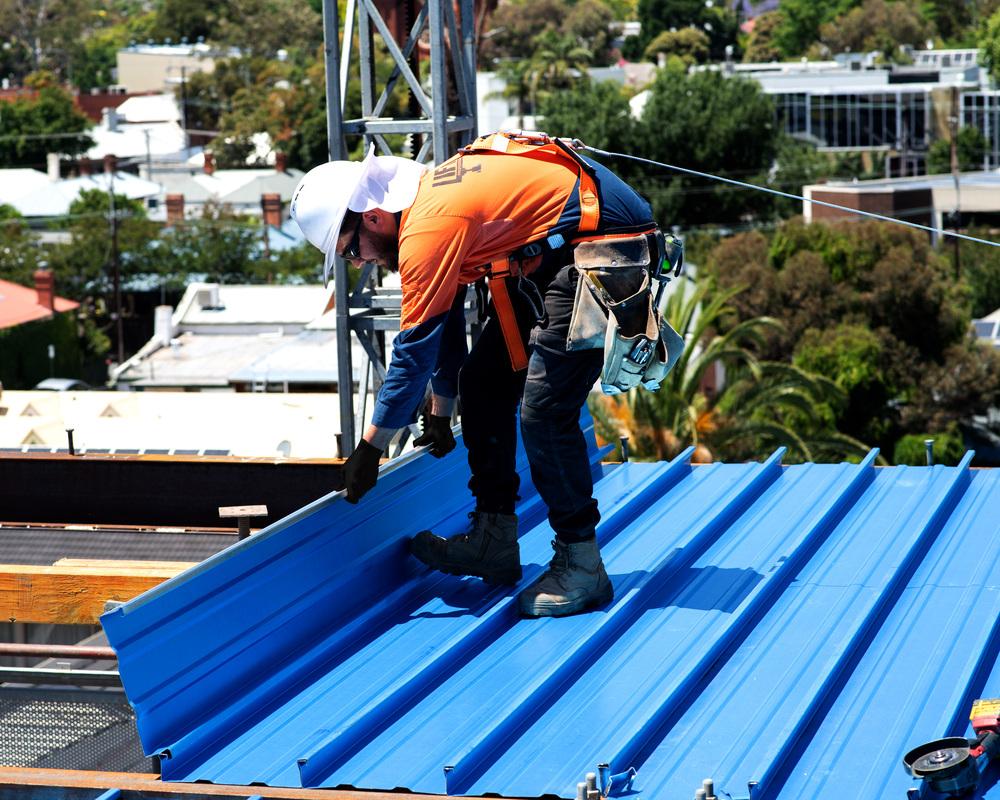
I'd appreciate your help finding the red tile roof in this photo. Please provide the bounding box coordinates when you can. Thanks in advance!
[0,278,78,329]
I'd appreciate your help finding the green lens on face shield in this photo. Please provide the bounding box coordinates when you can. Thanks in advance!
[661,234,684,277]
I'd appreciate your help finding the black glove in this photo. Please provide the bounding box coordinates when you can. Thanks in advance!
[412,412,456,458]
[343,439,382,503]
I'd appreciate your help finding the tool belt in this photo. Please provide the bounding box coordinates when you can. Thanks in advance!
[568,231,685,395]
[464,130,685,388]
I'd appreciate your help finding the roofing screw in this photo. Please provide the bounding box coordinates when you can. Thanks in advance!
[703,778,716,800]
[907,790,920,800]
[598,763,610,795]
[925,438,935,466]
[218,504,269,540]
[65,428,75,456]
[586,772,600,800]
[747,780,758,798]
[695,789,707,800]
[577,782,588,800]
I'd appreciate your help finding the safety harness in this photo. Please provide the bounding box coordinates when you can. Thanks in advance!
[461,131,603,371]
[461,131,684,394]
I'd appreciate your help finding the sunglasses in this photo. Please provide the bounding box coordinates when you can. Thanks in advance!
[338,217,363,261]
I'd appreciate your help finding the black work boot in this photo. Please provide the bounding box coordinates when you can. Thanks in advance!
[519,537,613,617]
[410,512,522,585]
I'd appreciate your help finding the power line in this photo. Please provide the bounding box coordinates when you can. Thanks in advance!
[580,143,1000,249]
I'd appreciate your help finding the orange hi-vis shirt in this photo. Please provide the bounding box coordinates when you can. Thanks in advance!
[371,146,654,429]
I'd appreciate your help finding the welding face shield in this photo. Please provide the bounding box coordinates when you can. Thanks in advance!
[565,232,685,395]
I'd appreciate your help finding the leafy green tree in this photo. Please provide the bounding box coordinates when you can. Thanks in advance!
[564,0,616,66]
[151,0,226,43]
[703,218,977,454]
[480,0,570,63]
[635,0,739,61]
[923,0,976,45]
[643,27,710,65]
[538,78,636,154]
[0,204,44,289]
[632,67,778,227]
[979,7,1000,84]
[152,203,266,287]
[964,230,1000,318]
[0,78,94,167]
[793,324,898,443]
[742,10,784,62]
[47,189,159,299]
[904,341,1000,434]
[528,30,593,103]
[772,0,859,57]
[927,126,989,173]
[0,0,88,79]
[635,0,709,50]
[820,0,935,62]
[69,26,130,91]
[213,0,322,58]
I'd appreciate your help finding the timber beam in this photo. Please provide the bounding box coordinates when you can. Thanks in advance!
[0,768,464,799]
[0,560,193,624]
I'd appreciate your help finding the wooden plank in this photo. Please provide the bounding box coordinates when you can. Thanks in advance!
[0,768,460,799]
[52,558,198,571]
[217,505,268,518]
[0,563,188,624]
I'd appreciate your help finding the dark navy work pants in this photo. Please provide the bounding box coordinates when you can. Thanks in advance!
[458,254,604,544]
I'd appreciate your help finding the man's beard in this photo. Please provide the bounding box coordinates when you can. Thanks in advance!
[369,228,399,272]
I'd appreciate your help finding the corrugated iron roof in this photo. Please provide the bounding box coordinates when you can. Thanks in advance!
[0,524,234,566]
[102,416,1000,799]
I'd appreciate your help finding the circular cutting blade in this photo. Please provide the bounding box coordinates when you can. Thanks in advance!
[912,746,971,775]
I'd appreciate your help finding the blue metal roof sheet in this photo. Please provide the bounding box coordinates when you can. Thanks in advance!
[101,415,1000,800]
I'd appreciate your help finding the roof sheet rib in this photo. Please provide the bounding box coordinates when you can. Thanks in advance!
[103,417,1000,800]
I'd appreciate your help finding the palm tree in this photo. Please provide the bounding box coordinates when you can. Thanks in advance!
[528,31,593,109]
[491,59,534,129]
[590,280,873,463]
[710,361,874,463]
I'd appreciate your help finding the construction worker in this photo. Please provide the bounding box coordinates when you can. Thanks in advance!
[291,133,660,617]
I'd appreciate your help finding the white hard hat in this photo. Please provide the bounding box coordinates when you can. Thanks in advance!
[290,144,427,286]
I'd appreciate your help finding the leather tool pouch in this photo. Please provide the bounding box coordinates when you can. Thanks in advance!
[566,234,652,351]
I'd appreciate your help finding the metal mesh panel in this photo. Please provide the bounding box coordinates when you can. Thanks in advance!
[0,687,152,771]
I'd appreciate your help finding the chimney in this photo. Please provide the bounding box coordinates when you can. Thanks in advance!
[34,269,55,312]
[166,193,185,223]
[261,193,282,228]
[46,152,60,181]
[275,151,288,173]
[154,305,175,345]
[102,106,119,132]
[203,151,215,176]
[79,158,92,176]
[103,153,117,174]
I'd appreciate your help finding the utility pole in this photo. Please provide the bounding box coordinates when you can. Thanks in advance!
[180,65,189,151]
[950,86,961,279]
[109,172,124,365]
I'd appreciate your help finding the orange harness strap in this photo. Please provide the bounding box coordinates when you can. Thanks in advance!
[462,132,606,372]
[488,258,529,372]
